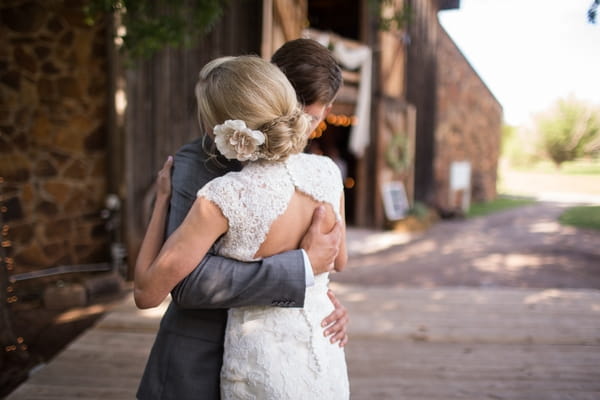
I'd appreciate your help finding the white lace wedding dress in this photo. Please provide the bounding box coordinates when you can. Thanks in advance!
[197,152,350,400]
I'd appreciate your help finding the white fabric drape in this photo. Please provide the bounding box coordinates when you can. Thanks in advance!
[309,31,373,157]
[332,42,372,157]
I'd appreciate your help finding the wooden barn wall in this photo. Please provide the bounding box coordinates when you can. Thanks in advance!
[372,0,415,227]
[405,0,439,204]
[262,0,307,58]
[123,0,262,274]
[374,98,417,227]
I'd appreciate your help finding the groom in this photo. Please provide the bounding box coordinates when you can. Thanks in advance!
[137,39,347,400]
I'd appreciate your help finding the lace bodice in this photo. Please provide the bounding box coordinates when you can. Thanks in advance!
[197,152,343,262]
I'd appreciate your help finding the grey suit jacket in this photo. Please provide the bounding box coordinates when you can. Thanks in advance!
[137,137,307,400]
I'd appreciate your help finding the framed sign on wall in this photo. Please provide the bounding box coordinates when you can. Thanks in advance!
[381,181,410,221]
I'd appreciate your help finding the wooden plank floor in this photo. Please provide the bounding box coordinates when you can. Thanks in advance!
[7,285,600,400]
[6,298,167,400]
[348,340,600,400]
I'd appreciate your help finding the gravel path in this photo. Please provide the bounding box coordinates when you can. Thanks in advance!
[336,201,600,290]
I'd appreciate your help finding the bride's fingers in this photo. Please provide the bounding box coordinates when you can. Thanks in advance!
[160,155,173,174]
[157,156,173,182]
[156,156,173,196]
[322,290,349,345]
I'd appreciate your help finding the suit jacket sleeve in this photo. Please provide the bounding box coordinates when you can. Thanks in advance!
[168,138,307,309]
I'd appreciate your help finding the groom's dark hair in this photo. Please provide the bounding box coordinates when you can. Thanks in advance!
[271,38,342,106]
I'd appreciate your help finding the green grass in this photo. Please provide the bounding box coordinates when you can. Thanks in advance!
[512,159,600,175]
[467,196,536,218]
[558,206,600,231]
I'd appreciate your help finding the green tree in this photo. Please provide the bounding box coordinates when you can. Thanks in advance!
[535,97,600,167]
[501,124,543,168]
[85,0,226,60]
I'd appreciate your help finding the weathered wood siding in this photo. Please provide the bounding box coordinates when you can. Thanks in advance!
[262,0,308,58]
[405,0,440,204]
[123,0,262,274]
[373,0,416,227]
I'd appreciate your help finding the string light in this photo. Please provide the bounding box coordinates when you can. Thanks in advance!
[309,113,358,139]
[326,113,357,127]
[1,175,28,355]
[344,177,356,189]
[6,257,14,271]
[309,121,328,139]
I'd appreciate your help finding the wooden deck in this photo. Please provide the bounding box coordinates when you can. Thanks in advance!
[7,284,600,400]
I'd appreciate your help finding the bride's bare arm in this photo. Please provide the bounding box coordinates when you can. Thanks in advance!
[134,158,227,308]
[133,156,172,306]
[135,197,227,308]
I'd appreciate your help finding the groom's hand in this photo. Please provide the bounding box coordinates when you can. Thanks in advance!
[301,206,341,275]
[322,290,349,347]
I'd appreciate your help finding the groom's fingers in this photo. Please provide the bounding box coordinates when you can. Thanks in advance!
[310,205,326,231]
[322,290,349,346]
[324,314,349,346]
[302,206,339,274]
[322,290,347,328]
[339,334,348,348]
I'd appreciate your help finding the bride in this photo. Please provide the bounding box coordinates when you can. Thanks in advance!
[134,55,349,399]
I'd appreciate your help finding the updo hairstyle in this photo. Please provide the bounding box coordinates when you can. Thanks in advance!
[195,55,311,161]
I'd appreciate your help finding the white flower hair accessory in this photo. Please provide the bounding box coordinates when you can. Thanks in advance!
[213,119,266,161]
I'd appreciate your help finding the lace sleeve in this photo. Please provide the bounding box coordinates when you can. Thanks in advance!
[286,154,344,219]
[196,173,266,261]
[196,175,240,221]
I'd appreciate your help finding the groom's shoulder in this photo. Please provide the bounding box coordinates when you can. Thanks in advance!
[170,137,213,186]
[174,135,243,179]
[176,137,208,161]
[174,136,221,173]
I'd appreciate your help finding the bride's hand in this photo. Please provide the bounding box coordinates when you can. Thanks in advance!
[156,156,173,200]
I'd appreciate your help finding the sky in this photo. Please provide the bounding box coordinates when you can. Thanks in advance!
[438,0,600,126]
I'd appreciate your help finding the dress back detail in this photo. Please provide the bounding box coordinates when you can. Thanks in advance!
[197,152,343,262]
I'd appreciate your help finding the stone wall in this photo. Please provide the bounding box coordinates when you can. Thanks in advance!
[0,0,110,275]
[434,24,503,212]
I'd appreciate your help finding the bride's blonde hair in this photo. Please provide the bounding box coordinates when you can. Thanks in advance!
[195,55,310,161]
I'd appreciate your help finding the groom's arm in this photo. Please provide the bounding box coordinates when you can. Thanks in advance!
[171,250,307,308]
[167,139,309,309]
